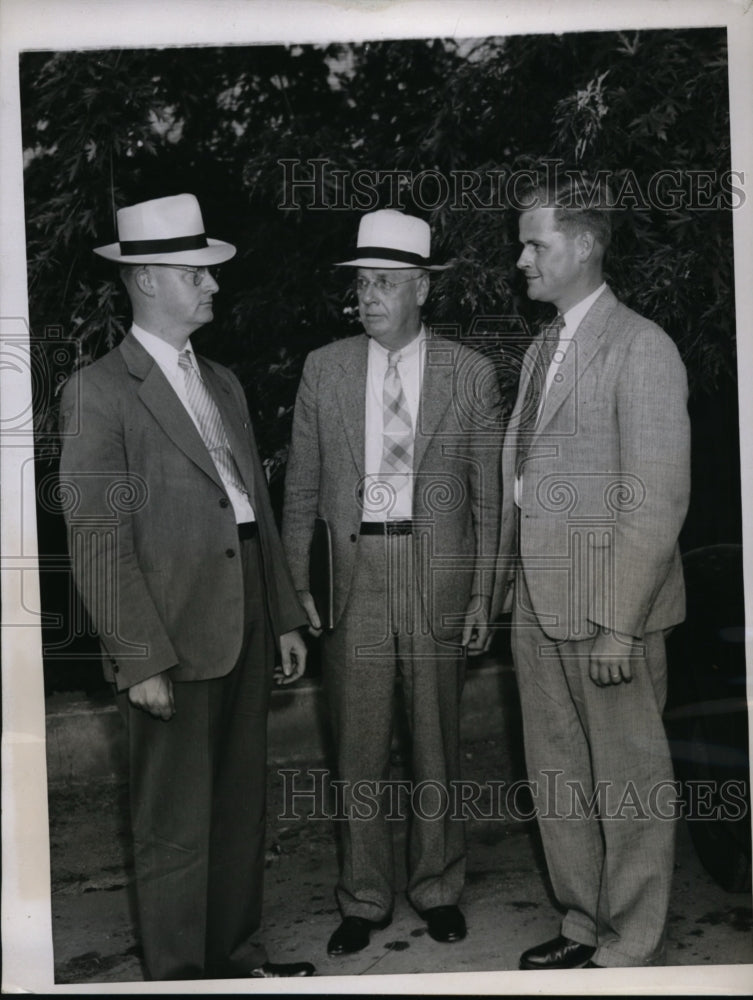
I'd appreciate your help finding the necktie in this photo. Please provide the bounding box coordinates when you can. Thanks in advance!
[380,350,414,477]
[516,315,565,475]
[178,350,249,496]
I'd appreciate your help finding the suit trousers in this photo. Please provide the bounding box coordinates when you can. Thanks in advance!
[322,533,467,921]
[512,569,677,966]
[117,536,274,981]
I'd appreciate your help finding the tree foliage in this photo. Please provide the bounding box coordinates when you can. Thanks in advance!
[21,29,734,477]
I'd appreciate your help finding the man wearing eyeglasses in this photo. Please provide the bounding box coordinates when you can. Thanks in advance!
[59,194,315,981]
[282,209,503,956]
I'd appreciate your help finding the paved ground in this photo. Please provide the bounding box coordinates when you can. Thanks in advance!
[47,735,752,987]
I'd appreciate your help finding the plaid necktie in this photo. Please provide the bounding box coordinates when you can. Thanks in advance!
[380,350,414,476]
[178,350,249,496]
[515,315,565,475]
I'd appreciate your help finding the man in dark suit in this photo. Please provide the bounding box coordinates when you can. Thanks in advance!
[59,194,315,981]
[282,210,502,955]
[498,174,691,968]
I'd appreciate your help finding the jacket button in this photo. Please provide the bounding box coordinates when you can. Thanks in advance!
[219,498,229,508]
[113,664,119,673]
[226,548,235,558]
[350,533,357,542]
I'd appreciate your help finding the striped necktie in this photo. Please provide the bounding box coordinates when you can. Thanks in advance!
[380,350,414,477]
[516,314,565,475]
[178,350,249,496]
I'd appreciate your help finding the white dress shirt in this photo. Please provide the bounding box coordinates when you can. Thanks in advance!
[131,324,255,523]
[514,283,607,506]
[362,327,425,521]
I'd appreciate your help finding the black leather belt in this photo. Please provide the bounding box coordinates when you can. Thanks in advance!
[359,520,413,536]
[237,521,258,540]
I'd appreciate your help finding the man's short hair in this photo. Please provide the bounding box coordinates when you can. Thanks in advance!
[517,170,613,252]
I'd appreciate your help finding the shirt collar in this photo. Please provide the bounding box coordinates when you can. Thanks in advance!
[561,283,607,336]
[131,323,196,370]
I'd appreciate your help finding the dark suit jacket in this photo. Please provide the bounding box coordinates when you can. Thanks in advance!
[497,286,691,640]
[59,333,306,691]
[282,333,503,638]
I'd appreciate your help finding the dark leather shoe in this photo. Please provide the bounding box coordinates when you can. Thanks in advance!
[247,961,315,977]
[422,905,467,943]
[327,915,391,955]
[520,935,595,970]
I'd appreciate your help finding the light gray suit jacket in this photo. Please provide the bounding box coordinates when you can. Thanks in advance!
[59,333,306,691]
[497,286,691,641]
[282,333,503,639]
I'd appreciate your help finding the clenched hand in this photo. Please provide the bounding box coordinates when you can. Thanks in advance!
[589,628,640,687]
[128,671,175,720]
[277,629,308,685]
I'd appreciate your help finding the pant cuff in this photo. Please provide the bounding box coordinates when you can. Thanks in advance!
[594,943,666,968]
[561,914,597,947]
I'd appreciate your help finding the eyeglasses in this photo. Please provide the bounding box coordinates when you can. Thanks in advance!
[148,264,221,286]
[354,275,423,296]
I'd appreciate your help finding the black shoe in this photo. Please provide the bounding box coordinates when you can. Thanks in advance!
[520,935,595,970]
[422,905,467,943]
[247,961,315,977]
[327,915,391,955]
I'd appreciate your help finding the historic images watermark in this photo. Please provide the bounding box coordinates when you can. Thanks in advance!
[278,768,748,823]
[1,320,155,658]
[278,159,746,212]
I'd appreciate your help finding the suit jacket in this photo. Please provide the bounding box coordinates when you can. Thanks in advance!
[59,333,306,691]
[282,333,503,638]
[497,286,691,641]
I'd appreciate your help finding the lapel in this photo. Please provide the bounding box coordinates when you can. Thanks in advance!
[334,335,368,477]
[537,286,618,433]
[502,341,535,487]
[119,333,223,491]
[415,336,454,472]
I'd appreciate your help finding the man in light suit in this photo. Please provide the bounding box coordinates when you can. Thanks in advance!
[498,175,691,969]
[282,210,502,955]
[59,194,315,981]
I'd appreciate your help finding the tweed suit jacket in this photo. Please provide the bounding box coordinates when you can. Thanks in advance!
[282,333,503,638]
[59,333,306,691]
[497,286,691,641]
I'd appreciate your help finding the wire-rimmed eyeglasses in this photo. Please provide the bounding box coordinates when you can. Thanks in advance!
[354,274,423,296]
[148,264,221,286]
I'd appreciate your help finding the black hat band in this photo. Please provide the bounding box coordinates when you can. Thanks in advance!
[353,246,431,266]
[118,234,209,255]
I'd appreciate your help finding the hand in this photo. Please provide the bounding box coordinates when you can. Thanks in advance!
[277,629,308,685]
[127,671,175,720]
[297,590,322,637]
[589,628,638,687]
[461,601,492,656]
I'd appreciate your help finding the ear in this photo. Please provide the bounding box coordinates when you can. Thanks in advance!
[576,230,596,262]
[134,266,156,297]
[415,271,431,308]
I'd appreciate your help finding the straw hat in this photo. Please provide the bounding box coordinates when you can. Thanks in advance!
[335,209,448,270]
[93,193,236,265]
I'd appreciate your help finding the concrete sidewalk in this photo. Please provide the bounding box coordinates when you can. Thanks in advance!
[45,661,753,987]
